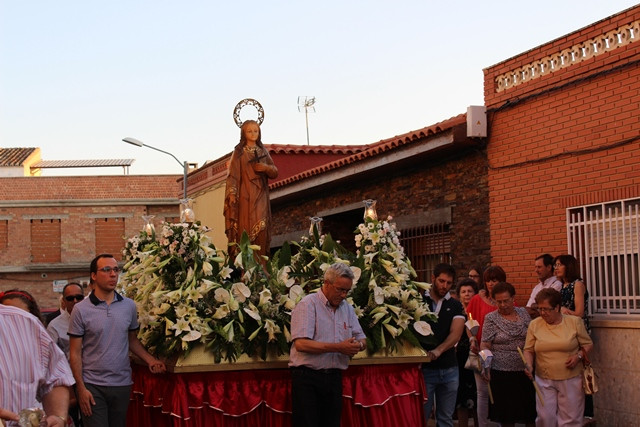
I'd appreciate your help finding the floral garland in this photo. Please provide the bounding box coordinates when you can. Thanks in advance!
[120,217,436,361]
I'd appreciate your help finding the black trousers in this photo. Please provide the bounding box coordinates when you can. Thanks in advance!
[291,366,343,427]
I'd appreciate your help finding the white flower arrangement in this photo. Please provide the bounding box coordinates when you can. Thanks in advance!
[120,216,436,361]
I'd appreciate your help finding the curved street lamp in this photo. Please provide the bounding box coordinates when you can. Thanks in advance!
[122,137,188,199]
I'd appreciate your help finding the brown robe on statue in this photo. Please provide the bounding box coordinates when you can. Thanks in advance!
[223,143,278,257]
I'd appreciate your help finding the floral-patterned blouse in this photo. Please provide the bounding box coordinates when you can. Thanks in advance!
[561,279,590,333]
[481,307,531,371]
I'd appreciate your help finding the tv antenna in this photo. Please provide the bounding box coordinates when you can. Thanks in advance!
[298,96,316,145]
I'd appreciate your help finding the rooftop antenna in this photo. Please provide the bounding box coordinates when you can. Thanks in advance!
[298,96,316,145]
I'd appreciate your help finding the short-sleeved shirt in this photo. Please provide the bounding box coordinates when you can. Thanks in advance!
[289,290,365,370]
[466,294,497,342]
[68,291,139,387]
[526,276,563,307]
[47,309,71,358]
[421,292,465,370]
[524,314,592,380]
[0,304,75,422]
[481,307,531,371]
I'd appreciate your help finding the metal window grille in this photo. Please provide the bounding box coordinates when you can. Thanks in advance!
[567,198,640,316]
[399,223,451,283]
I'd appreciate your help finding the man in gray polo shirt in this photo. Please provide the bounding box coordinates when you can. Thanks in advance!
[69,253,166,427]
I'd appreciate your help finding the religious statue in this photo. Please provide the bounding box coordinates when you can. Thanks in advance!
[224,119,278,258]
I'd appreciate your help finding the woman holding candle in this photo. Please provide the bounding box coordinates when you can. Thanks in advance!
[480,282,536,427]
[523,288,593,427]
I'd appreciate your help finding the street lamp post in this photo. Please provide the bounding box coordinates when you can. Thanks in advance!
[122,137,188,199]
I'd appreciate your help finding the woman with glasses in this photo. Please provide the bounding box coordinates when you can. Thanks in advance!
[466,265,507,427]
[523,288,593,427]
[467,265,484,290]
[480,282,535,427]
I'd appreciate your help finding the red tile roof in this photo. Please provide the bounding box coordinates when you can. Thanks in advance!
[270,113,467,189]
[0,148,37,166]
[265,144,367,155]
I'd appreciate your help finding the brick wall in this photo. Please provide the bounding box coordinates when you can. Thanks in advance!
[271,147,491,279]
[0,175,181,308]
[483,6,640,304]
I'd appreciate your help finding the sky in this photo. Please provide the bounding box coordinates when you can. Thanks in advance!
[1,1,637,176]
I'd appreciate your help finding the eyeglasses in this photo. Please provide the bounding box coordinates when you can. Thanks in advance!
[553,264,563,268]
[64,294,84,302]
[97,266,121,274]
[468,274,480,279]
[496,297,513,305]
[537,307,556,313]
[331,283,351,295]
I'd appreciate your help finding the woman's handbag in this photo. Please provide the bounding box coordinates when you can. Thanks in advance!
[464,352,482,372]
[581,349,598,395]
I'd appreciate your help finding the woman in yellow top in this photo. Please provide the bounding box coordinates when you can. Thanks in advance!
[523,288,593,427]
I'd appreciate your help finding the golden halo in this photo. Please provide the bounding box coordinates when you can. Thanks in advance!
[233,98,264,128]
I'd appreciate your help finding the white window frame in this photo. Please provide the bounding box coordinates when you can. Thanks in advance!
[567,197,640,317]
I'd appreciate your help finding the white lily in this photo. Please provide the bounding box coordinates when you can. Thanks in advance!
[383,323,399,337]
[212,304,230,319]
[202,261,213,276]
[259,288,272,306]
[198,279,216,294]
[234,253,243,268]
[155,303,171,315]
[413,281,432,292]
[264,319,281,341]
[219,265,233,280]
[172,318,191,336]
[244,304,261,322]
[223,320,235,342]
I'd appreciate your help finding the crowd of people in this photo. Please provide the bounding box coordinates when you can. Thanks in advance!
[0,254,165,427]
[422,254,594,427]
[1,252,594,427]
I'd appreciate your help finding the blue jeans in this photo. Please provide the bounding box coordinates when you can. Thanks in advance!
[423,366,459,427]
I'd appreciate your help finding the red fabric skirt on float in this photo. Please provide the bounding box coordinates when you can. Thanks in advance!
[127,363,427,427]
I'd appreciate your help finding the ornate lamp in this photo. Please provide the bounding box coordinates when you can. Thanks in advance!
[141,215,155,236]
[363,199,378,221]
[180,199,195,223]
[309,216,323,235]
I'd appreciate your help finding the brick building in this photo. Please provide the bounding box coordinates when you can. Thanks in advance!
[0,175,181,309]
[269,114,491,281]
[484,5,640,423]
